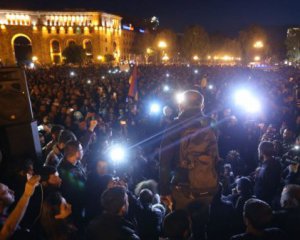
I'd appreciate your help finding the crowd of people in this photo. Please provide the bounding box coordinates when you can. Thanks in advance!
[0,63,300,240]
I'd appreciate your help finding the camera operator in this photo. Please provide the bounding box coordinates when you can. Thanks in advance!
[281,143,300,185]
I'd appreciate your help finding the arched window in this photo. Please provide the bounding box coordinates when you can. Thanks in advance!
[50,40,61,64]
[52,40,60,53]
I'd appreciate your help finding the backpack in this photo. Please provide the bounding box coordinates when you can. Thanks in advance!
[179,117,218,190]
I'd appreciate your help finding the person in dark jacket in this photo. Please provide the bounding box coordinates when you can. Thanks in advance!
[40,192,77,240]
[58,140,86,228]
[85,158,113,221]
[136,189,164,240]
[207,183,237,240]
[160,90,219,240]
[87,186,140,240]
[254,141,282,205]
[273,184,300,240]
[230,199,286,240]
[163,210,191,240]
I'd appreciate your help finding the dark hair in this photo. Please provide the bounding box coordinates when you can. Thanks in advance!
[58,130,77,145]
[51,125,64,136]
[41,192,76,239]
[39,166,57,182]
[40,192,63,237]
[258,141,274,157]
[163,210,190,238]
[243,198,272,230]
[139,189,153,207]
[236,177,253,197]
[64,140,81,159]
[101,186,127,215]
[280,184,300,208]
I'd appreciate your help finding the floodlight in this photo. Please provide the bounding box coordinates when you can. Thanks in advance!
[234,89,261,113]
[176,92,185,104]
[150,102,161,114]
[109,145,126,164]
[163,85,170,92]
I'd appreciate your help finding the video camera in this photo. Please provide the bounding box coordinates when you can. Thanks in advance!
[283,145,300,164]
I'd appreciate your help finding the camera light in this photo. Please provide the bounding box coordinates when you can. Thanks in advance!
[70,71,75,77]
[87,79,91,84]
[194,69,198,74]
[109,145,126,164]
[163,85,170,92]
[166,73,170,77]
[176,92,185,104]
[234,89,261,113]
[150,103,161,114]
[208,84,213,90]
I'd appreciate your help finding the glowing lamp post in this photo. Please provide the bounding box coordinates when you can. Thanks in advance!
[158,41,167,64]
[158,41,167,49]
[253,41,264,49]
[193,55,199,61]
[254,56,261,62]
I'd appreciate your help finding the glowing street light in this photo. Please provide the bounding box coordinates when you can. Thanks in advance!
[253,41,264,48]
[158,41,167,49]
[32,56,38,62]
[254,56,261,61]
[193,55,199,61]
[162,54,169,61]
[146,48,152,54]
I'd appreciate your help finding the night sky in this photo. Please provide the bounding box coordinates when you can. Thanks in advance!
[1,0,300,34]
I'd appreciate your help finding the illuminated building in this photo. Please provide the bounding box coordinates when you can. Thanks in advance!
[0,9,124,64]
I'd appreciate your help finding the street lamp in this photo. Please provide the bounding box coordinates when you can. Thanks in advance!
[158,41,167,49]
[254,56,261,61]
[253,41,263,49]
[193,55,199,61]
[146,48,152,54]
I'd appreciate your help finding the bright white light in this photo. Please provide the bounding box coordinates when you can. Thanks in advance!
[87,79,91,84]
[176,92,185,104]
[187,64,190,68]
[234,90,261,113]
[194,69,198,74]
[109,145,126,164]
[70,71,75,77]
[166,73,170,77]
[208,84,213,90]
[108,70,112,73]
[163,85,170,92]
[102,76,105,79]
[29,62,35,69]
[150,103,161,114]
[32,56,38,62]
[294,145,300,151]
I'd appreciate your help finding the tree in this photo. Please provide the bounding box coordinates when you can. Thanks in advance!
[286,28,300,63]
[238,25,269,63]
[154,28,178,58]
[62,44,86,64]
[182,25,210,60]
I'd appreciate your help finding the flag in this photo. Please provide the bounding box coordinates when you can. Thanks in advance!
[128,65,138,101]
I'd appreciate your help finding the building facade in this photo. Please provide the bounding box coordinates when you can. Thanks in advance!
[0,9,123,65]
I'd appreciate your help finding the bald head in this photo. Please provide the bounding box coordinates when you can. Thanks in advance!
[181,90,204,111]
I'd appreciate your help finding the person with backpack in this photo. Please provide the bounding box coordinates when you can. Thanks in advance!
[159,90,219,240]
